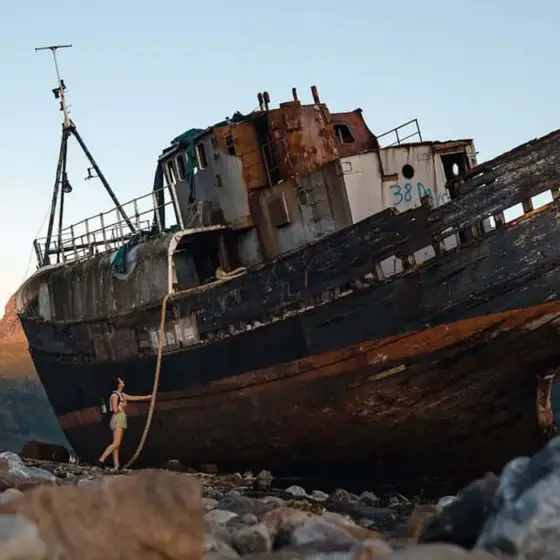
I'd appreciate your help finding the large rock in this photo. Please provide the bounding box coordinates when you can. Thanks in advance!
[476,436,560,559]
[0,469,204,559]
[20,441,70,463]
[418,473,499,549]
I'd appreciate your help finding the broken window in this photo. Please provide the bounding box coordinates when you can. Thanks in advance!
[334,123,355,144]
[176,154,186,181]
[225,134,236,156]
[196,142,208,170]
[166,160,177,184]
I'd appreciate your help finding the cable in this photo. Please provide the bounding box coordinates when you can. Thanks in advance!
[20,203,52,284]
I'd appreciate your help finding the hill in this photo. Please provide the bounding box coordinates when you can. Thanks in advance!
[0,293,67,451]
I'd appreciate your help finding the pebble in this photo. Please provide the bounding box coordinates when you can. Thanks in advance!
[312,490,330,502]
[206,509,239,525]
[232,522,271,554]
[358,491,380,506]
[0,489,23,505]
[215,495,270,516]
[290,520,360,550]
[205,531,239,558]
[330,488,357,505]
[203,497,219,510]
[285,485,308,498]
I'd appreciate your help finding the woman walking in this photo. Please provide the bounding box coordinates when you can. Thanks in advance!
[97,376,152,470]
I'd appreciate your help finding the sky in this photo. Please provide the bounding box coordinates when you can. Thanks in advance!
[0,0,558,315]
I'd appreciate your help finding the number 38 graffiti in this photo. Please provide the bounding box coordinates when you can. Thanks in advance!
[390,182,449,207]
[390,183,415,204]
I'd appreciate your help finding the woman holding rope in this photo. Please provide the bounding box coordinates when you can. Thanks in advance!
[97,376,152,470]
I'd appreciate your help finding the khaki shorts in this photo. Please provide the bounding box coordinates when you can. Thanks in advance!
[110,411,127,430]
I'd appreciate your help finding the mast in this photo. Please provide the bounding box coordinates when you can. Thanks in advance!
[35,44,135,265]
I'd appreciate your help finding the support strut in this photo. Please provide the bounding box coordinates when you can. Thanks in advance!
[36,43,134,266]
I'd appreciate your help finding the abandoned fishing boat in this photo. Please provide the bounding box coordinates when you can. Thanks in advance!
[14,68,560,483]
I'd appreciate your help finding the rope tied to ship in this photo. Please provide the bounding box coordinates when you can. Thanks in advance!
[123,265,247,469]
[122,291,170,469]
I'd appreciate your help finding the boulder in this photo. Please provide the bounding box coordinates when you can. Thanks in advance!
[0,469,204,559]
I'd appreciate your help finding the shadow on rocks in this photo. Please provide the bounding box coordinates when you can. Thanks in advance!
[417,435,560,558]
[418,473,499,550]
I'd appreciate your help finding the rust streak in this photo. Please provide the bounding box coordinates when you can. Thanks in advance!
[59,301,560,430]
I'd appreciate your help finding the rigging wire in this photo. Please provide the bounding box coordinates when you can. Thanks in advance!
[20,202,52,284]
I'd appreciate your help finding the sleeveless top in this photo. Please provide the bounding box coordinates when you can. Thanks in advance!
[111,390,126,413]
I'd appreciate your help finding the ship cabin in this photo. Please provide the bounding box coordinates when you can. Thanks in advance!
[155,85,478,288]
[28,85,479,318]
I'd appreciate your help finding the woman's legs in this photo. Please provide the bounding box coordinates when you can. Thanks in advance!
[99,426,123,464]
[111,428,124,468]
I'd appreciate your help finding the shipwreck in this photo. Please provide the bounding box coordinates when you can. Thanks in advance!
[14,62,560,484]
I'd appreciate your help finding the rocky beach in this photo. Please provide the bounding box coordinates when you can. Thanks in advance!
[1,435,560,559]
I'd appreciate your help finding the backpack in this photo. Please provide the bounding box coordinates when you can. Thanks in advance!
[100,391,124,419]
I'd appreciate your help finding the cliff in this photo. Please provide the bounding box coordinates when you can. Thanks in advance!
[0,293,66,451]
[0,295,23,340]
[0,295,34,379]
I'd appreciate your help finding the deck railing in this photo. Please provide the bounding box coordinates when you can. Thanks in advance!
[34,184,180,267]
[377,119,423,148]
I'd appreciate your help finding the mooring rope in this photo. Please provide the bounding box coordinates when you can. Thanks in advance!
[123,291,170,469]
[123,266,247,469]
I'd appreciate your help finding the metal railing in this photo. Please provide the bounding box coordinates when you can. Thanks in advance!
[377,118,423,148]
[34,184,181,267]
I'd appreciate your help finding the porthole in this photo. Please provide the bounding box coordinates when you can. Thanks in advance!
[402,164,415,179]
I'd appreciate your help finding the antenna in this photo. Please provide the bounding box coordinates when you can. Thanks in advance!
[34,44,135,266]
[35,44,72,128]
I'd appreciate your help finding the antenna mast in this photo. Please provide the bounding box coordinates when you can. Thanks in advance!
[35,44,134,266]
[35,44,72,129]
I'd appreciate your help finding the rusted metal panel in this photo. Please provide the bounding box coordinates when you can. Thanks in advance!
[433,140,474,154]
[331,109,379,157]
[267,103,339,179]
[213,123,268,189]
[245,161,351,260]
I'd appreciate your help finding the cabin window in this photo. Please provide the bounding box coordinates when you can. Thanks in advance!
[402,164,415,180]
[176,154,186,181]
[166,160,177,184]
[196,142,208,170]
[334,123,355,144]
[225,134,236,156]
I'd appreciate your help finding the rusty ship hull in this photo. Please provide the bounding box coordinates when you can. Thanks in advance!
[20,190,560,481]
[15,82,560,483]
